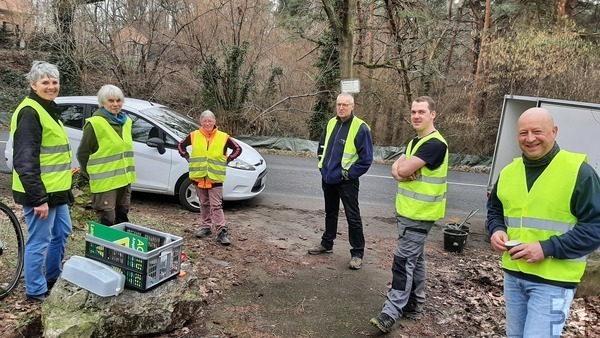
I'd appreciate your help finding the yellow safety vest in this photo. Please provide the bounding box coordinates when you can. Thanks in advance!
[395,131,448,221]
[318,116,369,170]
[11,97,72,193]
[497,150,588,283]
[189,130,228,183]
[85,116,136,193]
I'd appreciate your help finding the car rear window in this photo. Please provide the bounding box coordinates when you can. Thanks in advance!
[59,104,86,129]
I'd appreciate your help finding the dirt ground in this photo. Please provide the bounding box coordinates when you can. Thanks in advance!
[1,172,598,338]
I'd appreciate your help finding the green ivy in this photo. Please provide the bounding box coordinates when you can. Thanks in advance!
[198,42,256,133]
[307,30,339,141]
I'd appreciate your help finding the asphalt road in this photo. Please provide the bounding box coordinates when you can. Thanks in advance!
[0,130,489,223]
[256,153,489,222]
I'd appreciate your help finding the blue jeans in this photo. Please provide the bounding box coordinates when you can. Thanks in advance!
[504,272,575,338]
[24,204,72,296]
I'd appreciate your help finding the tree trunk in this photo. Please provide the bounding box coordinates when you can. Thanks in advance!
[356,1,365,61]
[368,2,375,78]
[322,0,357,79]
[383,0,412,105]
[446,3,464,72]
[558,0,577,23]
[467,0,491,119]
[53,0,80,94]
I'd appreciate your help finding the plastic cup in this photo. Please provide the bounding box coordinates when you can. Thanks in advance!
[505,239,522,251]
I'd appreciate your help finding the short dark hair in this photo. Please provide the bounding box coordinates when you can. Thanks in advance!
[413,96,436,112]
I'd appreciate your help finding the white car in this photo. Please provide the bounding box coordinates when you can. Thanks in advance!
[5,96,267,211]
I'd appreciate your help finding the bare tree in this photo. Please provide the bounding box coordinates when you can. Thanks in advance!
[467,0,491,119]
[321,0,357,79]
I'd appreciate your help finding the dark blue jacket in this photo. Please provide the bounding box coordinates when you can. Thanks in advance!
[317,114,373,184]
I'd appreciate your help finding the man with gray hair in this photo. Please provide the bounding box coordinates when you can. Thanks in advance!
[308,93,373,270]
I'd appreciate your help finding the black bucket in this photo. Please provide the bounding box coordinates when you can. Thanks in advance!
[445,222,470,234]
[443,228,468,253]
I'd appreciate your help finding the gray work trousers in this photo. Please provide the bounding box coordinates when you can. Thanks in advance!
[381,215,433,320]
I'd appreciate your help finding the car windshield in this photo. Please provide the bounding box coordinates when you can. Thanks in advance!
[139,106,199,139]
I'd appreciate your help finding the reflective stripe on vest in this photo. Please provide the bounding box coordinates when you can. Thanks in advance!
[85,116,136,193]
[497,150,588,282]
[189,130,228,182]
[11,97,72,193]
[318,116,369,170]
[503,216,586,263]
[395,131,448,221]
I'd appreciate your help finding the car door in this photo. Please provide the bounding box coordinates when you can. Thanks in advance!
[125,111,173,193]
[57,102,90,168]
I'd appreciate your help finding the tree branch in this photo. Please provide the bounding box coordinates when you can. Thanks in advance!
[250,90,334,124]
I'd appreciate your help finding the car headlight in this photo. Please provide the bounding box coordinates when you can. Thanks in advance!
[228,158,256,171]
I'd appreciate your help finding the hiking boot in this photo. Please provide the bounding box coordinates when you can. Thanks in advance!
[307,243,332,255]
[349,257,362,270]
[195,228,212,238]
[403,304,424,320]
[217,229,231,246]
[370,312,396,333]
[26,291,50,303]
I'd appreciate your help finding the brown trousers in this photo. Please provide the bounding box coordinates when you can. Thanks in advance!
[92,184,132,226]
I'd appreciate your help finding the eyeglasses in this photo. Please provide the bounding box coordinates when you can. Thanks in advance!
[336,103,353,108]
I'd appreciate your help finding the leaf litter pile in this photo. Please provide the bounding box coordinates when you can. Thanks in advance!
[0,190,598,337]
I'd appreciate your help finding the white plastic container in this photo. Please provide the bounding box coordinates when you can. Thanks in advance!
[61,255,125,297]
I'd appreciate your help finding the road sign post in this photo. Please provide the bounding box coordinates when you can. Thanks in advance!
[341,79,360,94]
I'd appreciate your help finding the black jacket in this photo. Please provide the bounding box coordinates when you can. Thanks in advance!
[12,91,73,207]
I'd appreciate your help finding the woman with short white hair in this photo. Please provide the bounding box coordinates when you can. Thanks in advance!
[77,84,136,226]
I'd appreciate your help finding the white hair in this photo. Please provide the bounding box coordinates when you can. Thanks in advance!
[25,61,59,83]
[337,92,354,104]
[200,110,216,120]
[97,84,125,107]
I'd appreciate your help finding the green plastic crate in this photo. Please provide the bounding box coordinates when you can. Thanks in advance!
[85,222,183,291]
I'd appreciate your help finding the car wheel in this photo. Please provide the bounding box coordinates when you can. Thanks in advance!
[178,178,200,212]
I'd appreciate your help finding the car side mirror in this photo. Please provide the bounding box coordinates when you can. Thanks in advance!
[146,137,166,155]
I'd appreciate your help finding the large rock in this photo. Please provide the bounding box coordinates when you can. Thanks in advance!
[577,257,600,298]
[42,274,203,338]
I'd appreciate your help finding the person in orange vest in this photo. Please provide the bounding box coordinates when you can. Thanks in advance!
[487,108,600,337]
[178,110,241,245]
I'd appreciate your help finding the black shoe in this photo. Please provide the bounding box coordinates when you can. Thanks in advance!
[403,305,424,320]
[195,228,212,238]
[370,312,396,333]
[26,291,50,303]
[217,229,231,246]
[47,280,56,291]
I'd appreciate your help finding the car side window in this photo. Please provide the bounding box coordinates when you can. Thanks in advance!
[126,112,178,147]
[59,104,86,129]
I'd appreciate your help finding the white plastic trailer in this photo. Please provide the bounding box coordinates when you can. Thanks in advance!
[487,95,600,193]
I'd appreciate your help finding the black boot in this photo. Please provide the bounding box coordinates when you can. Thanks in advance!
[216,229,231,246]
